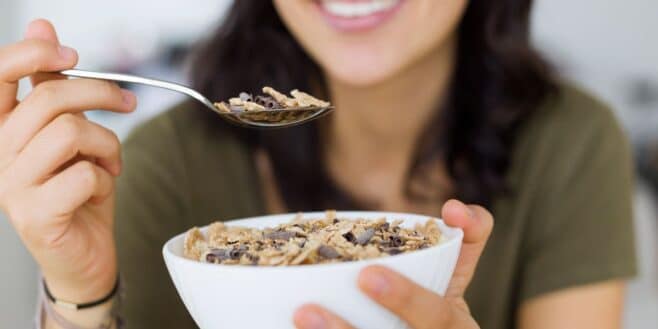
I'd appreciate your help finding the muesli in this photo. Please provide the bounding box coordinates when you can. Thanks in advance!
[183,211,442,266]
[214,86,330,113]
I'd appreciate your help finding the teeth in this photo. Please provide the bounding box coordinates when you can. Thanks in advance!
[321,0,399,18]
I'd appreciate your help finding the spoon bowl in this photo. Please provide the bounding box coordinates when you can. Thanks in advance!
[60,69,333,129]
[220,106,333,128]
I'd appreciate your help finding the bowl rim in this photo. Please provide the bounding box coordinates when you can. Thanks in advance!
[162,211,464,272]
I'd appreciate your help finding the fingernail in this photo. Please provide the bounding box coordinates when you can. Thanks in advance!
[58,46,77,60]
[121,89,135,106]
[297,310,327,329]
[362,272,390,297]
[465,206,475,219]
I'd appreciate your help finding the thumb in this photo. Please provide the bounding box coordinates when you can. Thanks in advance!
[24,19,72,86]
[441,199,494,299]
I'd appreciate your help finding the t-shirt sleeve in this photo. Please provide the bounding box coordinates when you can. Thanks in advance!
[114,113,197,328]
[518,97,637,302]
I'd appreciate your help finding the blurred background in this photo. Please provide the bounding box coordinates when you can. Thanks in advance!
[0,0,656,327]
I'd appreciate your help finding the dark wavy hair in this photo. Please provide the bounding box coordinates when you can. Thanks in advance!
[190,0,556,210]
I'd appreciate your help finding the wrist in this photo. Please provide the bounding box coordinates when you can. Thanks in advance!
[40,273,121,329]
[44,276,119,311]
[43,270,117,305]
[41,248,118,304]
[44,294,117,329]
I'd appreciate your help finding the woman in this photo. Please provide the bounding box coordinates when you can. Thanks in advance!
[0,0,635,328]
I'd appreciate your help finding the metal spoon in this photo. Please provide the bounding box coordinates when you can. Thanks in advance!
[60,69,333,129]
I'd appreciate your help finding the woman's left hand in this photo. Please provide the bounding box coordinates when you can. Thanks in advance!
[293,199,494,329]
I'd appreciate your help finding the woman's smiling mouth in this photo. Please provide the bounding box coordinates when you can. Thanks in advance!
[315,0,406,31]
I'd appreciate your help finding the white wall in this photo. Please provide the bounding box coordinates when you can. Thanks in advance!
[12,0,234,69]
[0,0,17,44]
[532,0,658,141]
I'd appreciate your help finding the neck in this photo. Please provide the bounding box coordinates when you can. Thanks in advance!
[327,38,455,160]
[323,36,456,207]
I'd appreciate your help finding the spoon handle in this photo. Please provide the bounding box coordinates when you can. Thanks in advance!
[60,69,219,114]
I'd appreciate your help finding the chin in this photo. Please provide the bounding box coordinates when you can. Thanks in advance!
[321,51,402,87]
[325,64,398,88]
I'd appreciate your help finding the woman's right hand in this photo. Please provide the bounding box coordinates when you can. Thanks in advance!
[0,19,136,304]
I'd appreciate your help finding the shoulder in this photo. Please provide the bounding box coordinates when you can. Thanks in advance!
[524,82,624,143]
[506,81,632,198]
[521,82,627,150]
[513,82,630,168]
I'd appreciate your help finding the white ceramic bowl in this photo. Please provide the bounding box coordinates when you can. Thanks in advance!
[163,211,463,329]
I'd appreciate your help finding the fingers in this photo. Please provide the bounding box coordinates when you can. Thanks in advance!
[0,19,75,115]
[8,113,121,186]
[0,78,135,154]
[6,160,113,240]
[0,38,77,85]
[442,199,493,244]
[24,19,67,86]
[294,304,354,329]
[358,265,453,329]
[0,81,18,118]
[37,160,114,223]
[0,37,77,115]
[441,199,494,299]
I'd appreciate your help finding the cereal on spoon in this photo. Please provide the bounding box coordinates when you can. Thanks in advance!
[183,210,442,266]
[213,86,330,113]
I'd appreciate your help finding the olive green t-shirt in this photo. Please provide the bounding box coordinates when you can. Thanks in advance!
[115,84,636,329]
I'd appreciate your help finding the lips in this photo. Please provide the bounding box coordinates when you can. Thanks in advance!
[321,0,400,17]
[315,0,406,32]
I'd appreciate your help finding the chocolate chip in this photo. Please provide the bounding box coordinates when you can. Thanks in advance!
[386,248,402,255]
[207,248,230,262]
[355,228,375,245]
[332,218,339,224]
[254,95,266,105]
[229,245,248,260]
[389,235,404,247]
[229,250,240,259]
[343,232,356,243]
[265,231,296,241]
[205,253,217,263]
[245,253,259,265]
[378,222,390,231]
[318,245,340,259]
[273,240,286,250]
[255,95,280,109]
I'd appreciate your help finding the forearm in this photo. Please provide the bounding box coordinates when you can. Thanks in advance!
[518,280,625,329]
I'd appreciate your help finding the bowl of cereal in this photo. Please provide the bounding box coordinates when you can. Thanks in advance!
[163,211,463,329]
